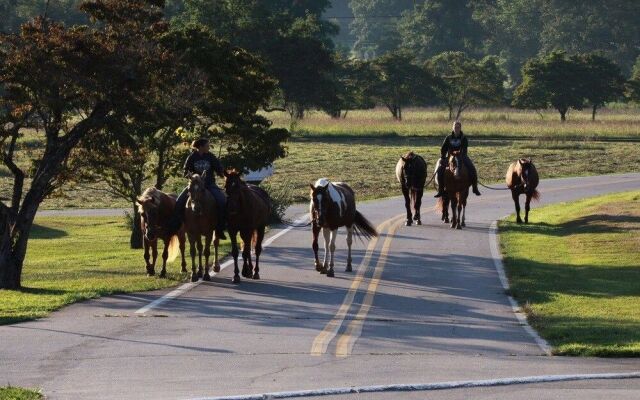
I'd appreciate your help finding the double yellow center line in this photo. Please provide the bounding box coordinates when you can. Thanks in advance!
[311,214,405,357]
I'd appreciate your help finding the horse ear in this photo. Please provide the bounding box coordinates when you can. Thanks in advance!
[309,183,315,191]
[136,198,144,205]
[223,169,230,178]
[401,156,407,162]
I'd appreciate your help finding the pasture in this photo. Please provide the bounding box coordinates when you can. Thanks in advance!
[0,217,229,325]
[499,191,640,356]
[0,387,42,400]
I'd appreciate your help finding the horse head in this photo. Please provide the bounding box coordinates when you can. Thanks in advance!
[309,178,331,225]
[401,152,417,189]
[137,188,163,241]
[518,158,533,191]
[187,173,207,215]
[224,169,246,216]
[449,150,463,178]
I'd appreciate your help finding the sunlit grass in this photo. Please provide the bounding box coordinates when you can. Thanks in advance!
[499,191,640,356]
[0,387,42,400]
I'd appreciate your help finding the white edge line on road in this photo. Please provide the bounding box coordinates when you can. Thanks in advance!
[135,215,310,314]
[185,372,640,400]
[489,219,552,355]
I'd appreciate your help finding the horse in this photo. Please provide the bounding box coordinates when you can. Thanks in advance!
[395,152,428,226]
[223,169,271,283]
[309,178,378,277]
[506,159,540,224]
[436,150,470,229]
[184,172,221,282]
[137,187,187,277]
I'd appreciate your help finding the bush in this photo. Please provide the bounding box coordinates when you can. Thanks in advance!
[260,180,294,224]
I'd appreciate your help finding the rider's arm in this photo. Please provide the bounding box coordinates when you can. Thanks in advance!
[440,136,449,158]
[183,152,195,178]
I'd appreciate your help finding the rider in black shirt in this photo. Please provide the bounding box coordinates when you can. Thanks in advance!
[434,121,481,198]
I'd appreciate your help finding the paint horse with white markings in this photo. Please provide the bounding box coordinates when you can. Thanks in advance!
[506,159,540,224]
[396,151,428,226]
[309,178,378,277]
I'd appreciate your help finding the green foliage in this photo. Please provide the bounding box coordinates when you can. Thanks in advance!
[513,51,586,121]
[259,179,294,224]
[370,51,441,120]
[398,0,483,62]
[349,0,414,58]
[625,56,640,103]
[428,51,507,120]
[575,53,625,120]
[320,54,377,118]
[0,387,42,400]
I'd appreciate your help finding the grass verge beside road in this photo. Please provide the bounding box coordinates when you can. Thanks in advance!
[499,191,640,356]
[0,217,230,325]
[0,387,42,400]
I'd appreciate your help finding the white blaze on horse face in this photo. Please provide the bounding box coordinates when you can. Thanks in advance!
[314,178,330,188]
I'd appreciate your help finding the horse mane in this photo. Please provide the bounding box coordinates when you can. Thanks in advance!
[403,151,415,160]
[314,177,331,188]
[137,187,164,214]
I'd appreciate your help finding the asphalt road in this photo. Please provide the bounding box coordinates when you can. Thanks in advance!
[2,173,640,400]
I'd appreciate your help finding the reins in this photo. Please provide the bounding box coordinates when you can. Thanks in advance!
[477,179,513,191]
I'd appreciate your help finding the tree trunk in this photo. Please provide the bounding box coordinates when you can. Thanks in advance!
[592,104,597,121]
[130,205,143,249]
[342,110,349,119]
[559,108,567,122]
[397,106,402,121]
[387,104,399,120]
[448,106,453,121]
[0,201,38,289]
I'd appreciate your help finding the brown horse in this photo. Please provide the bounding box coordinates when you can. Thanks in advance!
[184,173,221,282]
[436,150,470,229]
[224,169,271,284]
[309,178,378,277]
[137,188,187,277]
[506,159,540,224]
[395,152,428,226]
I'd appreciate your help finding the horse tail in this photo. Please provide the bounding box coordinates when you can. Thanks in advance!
[353,211,378,240]
[531,189,541,202]
[167,234,180,263]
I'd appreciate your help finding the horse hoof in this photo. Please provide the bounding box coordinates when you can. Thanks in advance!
[327,270,335,277]
[159,271,166,278]
[461,222,466,227]
[319,269,327,275]
[405,219,412,226]
[345,265,352,272]
[444,219,449,224]
[213,265,221,273]
[416,219,422,225]
[181,267,187,273]
[146,270,155,277]
[232,275,241,284]
[450,224,456,229]
[242,270,252,278]
[252,273,260,280]
[197,270,203,279]
[516,219,523,224]
[456,225,462,230]
[191,273,198,282]
[203,273,211,282]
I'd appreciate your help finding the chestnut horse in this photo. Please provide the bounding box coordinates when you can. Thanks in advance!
[506,159,540,224]
[224,170,271,283]
[184,173,221,282]
[137,187,187,277]
[435,150,470,229]
[395,152,428,226]
[309,178,378,277]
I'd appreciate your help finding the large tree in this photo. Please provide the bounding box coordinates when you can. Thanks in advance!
[0,0,173,289]
[576,53,625,120]
[428,51,506,120]
[370,51,441,120]
[320,55,377,119]
[398,0,483,62]
[512,51,585,121]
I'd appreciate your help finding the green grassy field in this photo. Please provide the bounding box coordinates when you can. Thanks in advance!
[2,107,639,209]
[0,217,230,325]
[499,191,640,356]
[0,387,42,400]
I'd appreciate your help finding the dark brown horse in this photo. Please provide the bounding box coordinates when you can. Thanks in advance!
[224,169,271,283]
[184,173,221,282]
[395,152,428,226]
[506,159,540,224]
[436,150,470,229]
[309,178,378,277]
[137,188,187,277]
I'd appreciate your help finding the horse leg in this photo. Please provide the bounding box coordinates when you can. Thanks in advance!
[143,237,154,276]
[253,226,265,280]
[188,234,198,282]
[414,188,423,225]
[312,223,322,271]
[525,193,532,224]
[240,230,253,278]
[179,232,187,273]
[326,229,338,278]
[151,240,158,276]
[450,196,458,229]
[160,239,169,278]
[402,186,412,226]
[196,236,203,279]
[320,227,331,274]
[456,195,463,230]
[229,230,241,284]
[345,225,353,272]
[443,195,450,224]
[512,191,523,224]
[213,235,221,273]
[461,196,467,227]
[203,232,213,281]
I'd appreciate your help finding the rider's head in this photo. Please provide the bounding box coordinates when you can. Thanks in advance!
[191,138,210,154]
[452,121,462,136]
